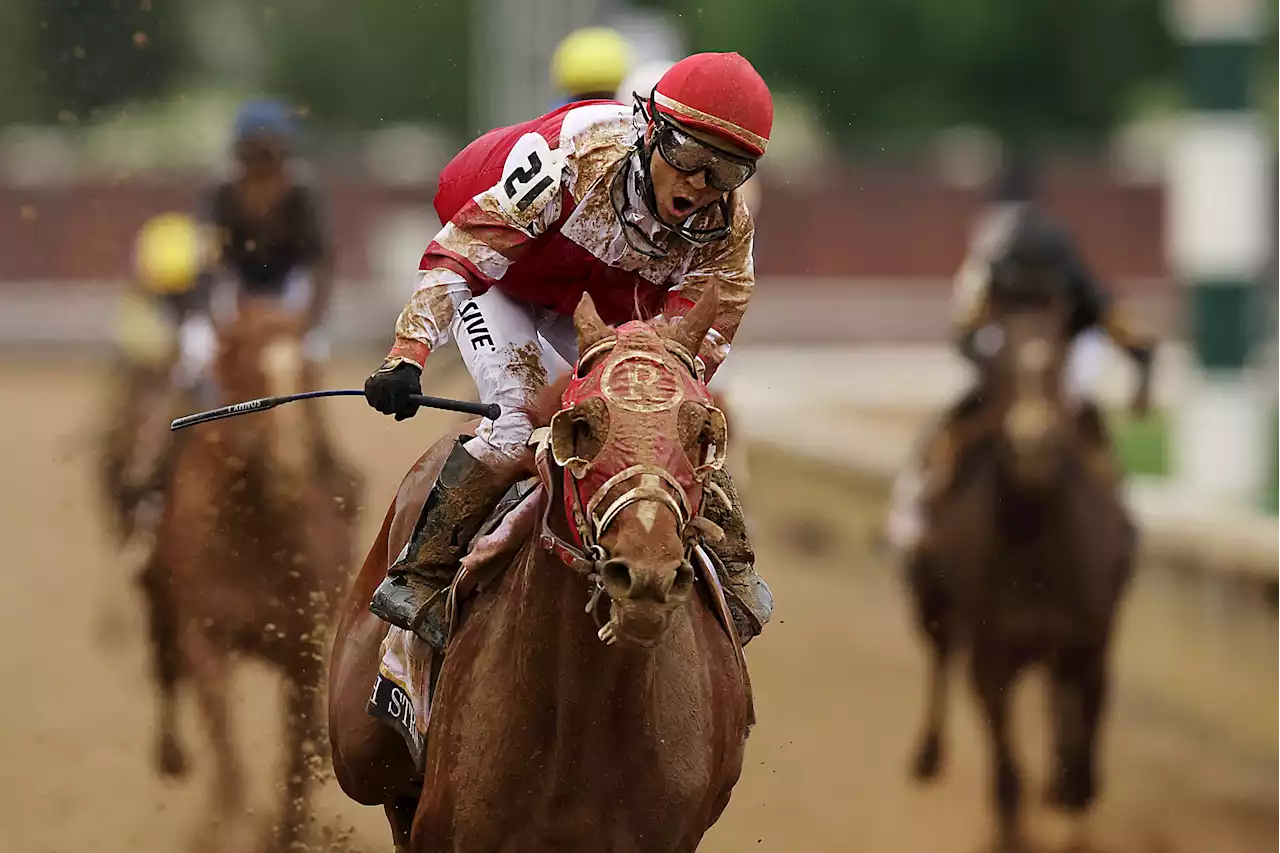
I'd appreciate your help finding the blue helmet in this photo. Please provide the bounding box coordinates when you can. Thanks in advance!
[233,98,295,143]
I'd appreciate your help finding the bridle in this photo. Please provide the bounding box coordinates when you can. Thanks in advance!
[530,331,728,635]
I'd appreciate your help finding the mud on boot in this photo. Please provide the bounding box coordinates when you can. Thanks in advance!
[703,467,772,645]
[370,437,518,651]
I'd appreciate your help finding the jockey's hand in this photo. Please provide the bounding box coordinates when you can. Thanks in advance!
[365,358,422,421]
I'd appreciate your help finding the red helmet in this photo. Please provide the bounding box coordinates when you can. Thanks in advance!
[653,53,773,158]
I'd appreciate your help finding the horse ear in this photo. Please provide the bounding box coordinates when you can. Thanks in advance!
[672,281,720,356]
[574,292,613,353]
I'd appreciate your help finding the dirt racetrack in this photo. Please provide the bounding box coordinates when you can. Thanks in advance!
[1,356,1275,853]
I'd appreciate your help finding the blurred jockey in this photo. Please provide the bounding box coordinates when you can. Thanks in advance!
[117,212,204,369]
[172,97,339,465]
[174,98,334,393]
[886,191,1157,558]
[365,52,774,649]
[551,26,633,105]
[99,213,205,542]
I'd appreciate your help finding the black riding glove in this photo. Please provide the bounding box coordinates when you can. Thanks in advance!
[364,359,422,421]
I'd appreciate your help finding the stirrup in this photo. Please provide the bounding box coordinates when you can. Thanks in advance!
[370,574,448,651]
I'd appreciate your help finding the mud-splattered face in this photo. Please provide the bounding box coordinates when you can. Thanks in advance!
[545,286,727,646]
[645,118,756,226]
[648,146,728,227]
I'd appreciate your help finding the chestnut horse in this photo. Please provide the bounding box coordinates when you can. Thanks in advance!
[142,297,359,851]
[329,285,752,852]
[906,288,1137,851]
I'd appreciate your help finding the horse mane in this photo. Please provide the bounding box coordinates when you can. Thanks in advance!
[529,374,574,429]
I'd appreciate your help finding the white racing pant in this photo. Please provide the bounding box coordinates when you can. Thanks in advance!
[452,287,579,466]
[884,328,1110,554]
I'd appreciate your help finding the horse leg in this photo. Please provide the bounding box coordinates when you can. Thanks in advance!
[1047,647,1107,813]
[138,554,187,778]
[971,645,1025,850]
[186,632,251,852]
[908,563,951,781]
[272,671,323,852]
[385,797,418,853]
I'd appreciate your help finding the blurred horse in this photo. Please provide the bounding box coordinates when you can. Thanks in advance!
[142,296,359,852]
[97,360,174,545]
[95,290,187,547]
[905,268,1137,851]
[329,286,752,852]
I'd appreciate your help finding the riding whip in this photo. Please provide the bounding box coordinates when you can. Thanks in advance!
[170,389,500,431]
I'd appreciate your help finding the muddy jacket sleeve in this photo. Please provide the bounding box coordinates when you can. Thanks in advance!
[388,134,569,368]
[666,196,755,380]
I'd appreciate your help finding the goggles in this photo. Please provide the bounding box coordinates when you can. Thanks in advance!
[643,92,757,192]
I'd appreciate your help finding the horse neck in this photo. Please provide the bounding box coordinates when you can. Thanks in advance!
[987,448,1088,541]
[525,540,659,679]
[484,511,707,738]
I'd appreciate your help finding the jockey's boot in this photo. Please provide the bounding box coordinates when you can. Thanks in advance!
[703,467,772,646]
[370,437,517,652]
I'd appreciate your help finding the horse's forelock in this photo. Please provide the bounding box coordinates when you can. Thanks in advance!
[649,315,676,339]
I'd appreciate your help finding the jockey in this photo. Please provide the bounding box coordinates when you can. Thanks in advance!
[117,212,204,369]
[551,26,633,105]
[101,212,205,540]
[886,204,1157,556]
[175,98,334,395]
[618,59,762,218]
[365,52,774,649]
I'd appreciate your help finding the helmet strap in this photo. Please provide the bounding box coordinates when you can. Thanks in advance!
[611,152,669,259]
[622,95,732,249]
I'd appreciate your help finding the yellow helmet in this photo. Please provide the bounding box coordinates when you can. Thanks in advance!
[551,27,632,98]
[134,212,202,295]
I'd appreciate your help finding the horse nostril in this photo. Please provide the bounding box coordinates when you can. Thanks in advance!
[602,560,633,595]
[672,560,695,595]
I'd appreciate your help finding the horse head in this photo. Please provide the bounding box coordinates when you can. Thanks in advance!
[208,294,310,469]
[983,250,1075,491]
[536,282,727,647]
[212,294,308,402]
